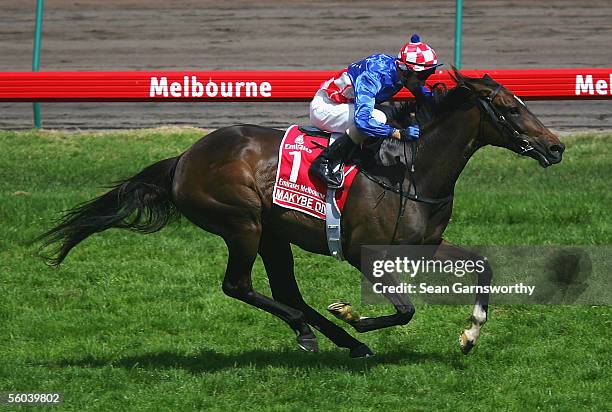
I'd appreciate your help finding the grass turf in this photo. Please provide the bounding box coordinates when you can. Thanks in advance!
[0,128,610,411]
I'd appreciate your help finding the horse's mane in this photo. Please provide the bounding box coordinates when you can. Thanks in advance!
[390,67,499,128]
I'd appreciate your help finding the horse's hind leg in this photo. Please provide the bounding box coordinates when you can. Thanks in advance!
[258,237,373,358]
[221,229,316,351]
[173,153,314,351]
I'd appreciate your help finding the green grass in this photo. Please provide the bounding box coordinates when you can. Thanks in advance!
[0,128,610,411]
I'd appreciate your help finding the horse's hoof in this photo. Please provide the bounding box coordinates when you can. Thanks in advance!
[327,301,361,323]
[297,334,318,353]
[459,331,475,355]
[349,344,374,359]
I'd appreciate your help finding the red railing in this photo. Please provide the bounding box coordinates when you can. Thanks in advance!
[1,69,611,102]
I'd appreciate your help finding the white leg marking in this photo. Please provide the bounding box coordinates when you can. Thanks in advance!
[472,304,487,325]
[464,304,487,343]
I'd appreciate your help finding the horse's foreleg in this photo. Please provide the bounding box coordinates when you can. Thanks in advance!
[221,229,315,350]
[328,250,416,333]
[328,285,416,333]
[258,238,373,358]
[433,240,492,354]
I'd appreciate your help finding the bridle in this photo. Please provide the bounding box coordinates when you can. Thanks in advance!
[361,83,537,218]
[475,84,536,156]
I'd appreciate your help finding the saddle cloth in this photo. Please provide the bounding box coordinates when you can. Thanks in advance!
[273,125,359,219]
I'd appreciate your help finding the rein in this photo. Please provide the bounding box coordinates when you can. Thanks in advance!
[359,141,454,205]
[360,137,454,243]
[362,83,534,207]
[476,84,535,155]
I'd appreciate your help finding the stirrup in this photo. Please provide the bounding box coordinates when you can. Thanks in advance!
[310,159,344,189]
[326,161,345,189]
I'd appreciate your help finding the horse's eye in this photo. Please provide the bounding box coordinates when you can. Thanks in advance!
[508,106,520,115]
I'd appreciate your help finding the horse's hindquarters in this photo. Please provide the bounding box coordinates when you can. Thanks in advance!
[172,125,276,238]
[171,124,332,255]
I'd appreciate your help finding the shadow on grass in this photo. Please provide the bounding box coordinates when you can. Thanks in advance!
[52,347,465,373]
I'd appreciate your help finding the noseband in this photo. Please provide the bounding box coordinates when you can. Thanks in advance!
[476,84,535,156]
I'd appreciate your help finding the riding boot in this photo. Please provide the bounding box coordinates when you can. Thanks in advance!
[309,133,356,189]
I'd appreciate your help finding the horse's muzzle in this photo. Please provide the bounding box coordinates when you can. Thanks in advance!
[528,139,565,168]
[546,142,565,163]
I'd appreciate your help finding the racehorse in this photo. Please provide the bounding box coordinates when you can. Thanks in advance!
[37,69,564,358]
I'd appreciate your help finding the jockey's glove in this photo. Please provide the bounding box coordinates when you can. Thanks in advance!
[400,125,420,141]
[420,85,433,97]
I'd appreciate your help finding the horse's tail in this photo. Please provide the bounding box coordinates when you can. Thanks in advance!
[36,156,181,266]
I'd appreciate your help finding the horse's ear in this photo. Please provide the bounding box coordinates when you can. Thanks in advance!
[482,73,497,86]
[450,65,464,85]
[481,73,502,89]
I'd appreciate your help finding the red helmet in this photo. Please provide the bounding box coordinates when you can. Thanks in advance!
[397,33,441,72]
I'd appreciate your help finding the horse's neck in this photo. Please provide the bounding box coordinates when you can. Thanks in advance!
[413,107,481,198]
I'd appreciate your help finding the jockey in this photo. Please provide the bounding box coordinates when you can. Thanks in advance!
[309,33,442,188]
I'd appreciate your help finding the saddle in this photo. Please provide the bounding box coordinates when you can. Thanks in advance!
[273,125,360,260]
[297,126,332,139]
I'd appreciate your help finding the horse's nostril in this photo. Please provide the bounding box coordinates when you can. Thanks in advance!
[549,143,565,154]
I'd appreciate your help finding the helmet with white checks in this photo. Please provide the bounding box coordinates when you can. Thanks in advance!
[397,33,442,72]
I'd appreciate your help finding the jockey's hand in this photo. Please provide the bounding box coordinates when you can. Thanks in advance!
[400,125,420,141]
[420,85,433,97]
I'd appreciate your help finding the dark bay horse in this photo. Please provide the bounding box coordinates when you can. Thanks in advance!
[38,70,564,358]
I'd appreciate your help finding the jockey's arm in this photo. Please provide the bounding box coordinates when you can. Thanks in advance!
[353,72,396,139]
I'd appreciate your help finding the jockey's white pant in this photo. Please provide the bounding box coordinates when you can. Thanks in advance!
[309,89,387,143]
